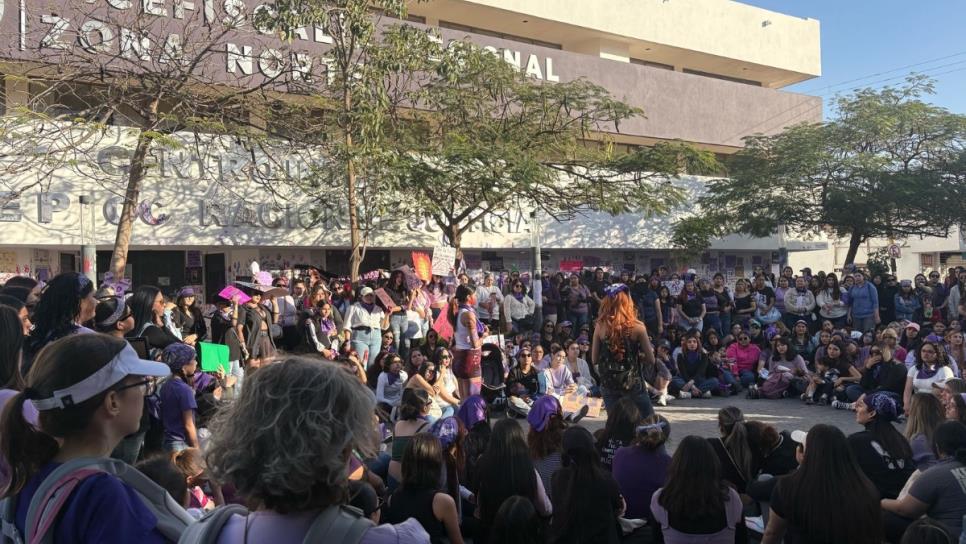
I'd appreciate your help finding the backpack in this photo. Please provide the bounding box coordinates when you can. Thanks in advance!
[760,371,793,399]
[178,503,374,544]
[0,457,193,544]
[597,333,642,392]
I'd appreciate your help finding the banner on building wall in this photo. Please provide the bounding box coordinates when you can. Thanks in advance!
[559,260,583,273]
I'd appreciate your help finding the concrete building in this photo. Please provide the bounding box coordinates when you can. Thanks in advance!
[0,0,827,294]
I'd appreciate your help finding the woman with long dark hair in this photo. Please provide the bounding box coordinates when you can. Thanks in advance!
[709,406,755,493]
[592,284,656,417]
[903,340,954,412]
[386,270,411,358]
[762,424,882,544]
[170,287,207,346]
[93,296,135,338]
[449,284,483,399]
[382,433,464,544]
[550,426,622,544]
[126,285,181,357]
[595,397,641,471]
[2,334,174,542]
[475,419,552,543]
[848,392,915,499]
[0,305,27,395]
[816,273,848,328]
[23,272,96,372]
[651,435,743,543]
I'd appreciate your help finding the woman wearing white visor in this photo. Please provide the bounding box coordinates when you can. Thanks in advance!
[1,333,177,543]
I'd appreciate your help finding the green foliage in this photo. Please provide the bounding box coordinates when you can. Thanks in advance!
[866,247,892,277]
[672,76,966,262]
[368,36,715,247]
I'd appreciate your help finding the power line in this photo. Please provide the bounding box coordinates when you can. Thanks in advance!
[798,50,966,94]
[815,58,966,98]
[725,60,966,144]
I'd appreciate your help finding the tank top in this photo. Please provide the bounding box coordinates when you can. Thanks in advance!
[454,308,475,350]
[382,487,446,544]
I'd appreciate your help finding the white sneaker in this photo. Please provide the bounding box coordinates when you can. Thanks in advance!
[657,394,668,407]
[678,391,692,399]
[702,390,712,399]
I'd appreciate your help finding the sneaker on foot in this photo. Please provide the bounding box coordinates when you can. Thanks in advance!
[657,394,668,407]
[805,397,814,405]
[818,395,828,406]
[678,391,692,399]
[570,404,590,425]
[702,390,712,399]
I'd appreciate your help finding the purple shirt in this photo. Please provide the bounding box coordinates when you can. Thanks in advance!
[15,462,165,543]
[159,378,197,443]
[612,445,671,520]
[217,510,429,544]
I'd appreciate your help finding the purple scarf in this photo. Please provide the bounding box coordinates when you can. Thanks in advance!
[319,318,335,334]
[361,302,376,313]
[386,371,401,386]
[916,366,939,380]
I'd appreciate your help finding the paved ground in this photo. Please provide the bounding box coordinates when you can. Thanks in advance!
[575,395,864,451]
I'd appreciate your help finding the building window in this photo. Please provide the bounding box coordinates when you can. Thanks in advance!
[630,58,674,70]
[683,69,761,87]
[439,20,562,50]
[921,253,936,270]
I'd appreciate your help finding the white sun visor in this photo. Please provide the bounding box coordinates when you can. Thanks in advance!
[31,343,171,411]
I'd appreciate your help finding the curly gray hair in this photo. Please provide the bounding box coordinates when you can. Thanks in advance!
[205,357,376,513]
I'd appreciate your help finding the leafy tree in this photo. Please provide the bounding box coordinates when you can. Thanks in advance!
[0,0,309,280]
[374,37,717,255]
[672,77,966,265]
[261,0,424,281]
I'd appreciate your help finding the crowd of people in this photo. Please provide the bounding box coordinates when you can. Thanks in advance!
[1,262,966,543]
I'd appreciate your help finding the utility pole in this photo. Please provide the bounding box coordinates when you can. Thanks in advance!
[531,210,543,327]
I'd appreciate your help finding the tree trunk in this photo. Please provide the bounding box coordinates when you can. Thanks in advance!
[344,88,363,283]
[844,231,864,266]
[108,130,152,281]
[448,224,462,271]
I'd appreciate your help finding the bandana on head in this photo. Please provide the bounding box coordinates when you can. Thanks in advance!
[864,391,899,423]
[604,283,629,298]
[162,343,197,371]
[431,417,461,449]
[457,395,487,430]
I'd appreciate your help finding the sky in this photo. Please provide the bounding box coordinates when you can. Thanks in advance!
[741,0,966,115]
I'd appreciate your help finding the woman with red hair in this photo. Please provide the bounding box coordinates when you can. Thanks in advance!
[592,284,657,417]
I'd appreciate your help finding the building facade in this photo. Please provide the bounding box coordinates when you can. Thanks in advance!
[0,0,827,294]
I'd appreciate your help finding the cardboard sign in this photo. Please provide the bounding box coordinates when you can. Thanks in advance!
[432,246,457,276]
[218,285,251,305]
[199,342,231,375]
[561,393,604,418]
[412,252,432,281]
[432,308,454,341]
[373,288,395,310]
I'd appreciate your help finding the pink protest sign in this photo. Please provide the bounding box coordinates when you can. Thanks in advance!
[218,285,251,305]
[432,309,454,341]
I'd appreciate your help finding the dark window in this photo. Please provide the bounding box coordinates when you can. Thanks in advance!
[683,69,761,87]
[439,20,562,50]
[630,58,674,70]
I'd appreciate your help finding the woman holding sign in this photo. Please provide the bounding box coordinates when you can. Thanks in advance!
[449,285,484,398]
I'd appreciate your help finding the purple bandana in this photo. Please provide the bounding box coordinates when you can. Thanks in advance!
[457,395,487,429]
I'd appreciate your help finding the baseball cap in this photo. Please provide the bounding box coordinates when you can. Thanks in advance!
[906,322,921,331]
[359,286,374,297]
[791,430,807,445]
[177,287,196,298]
[527,396,562,432]
[31,343,170,411]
